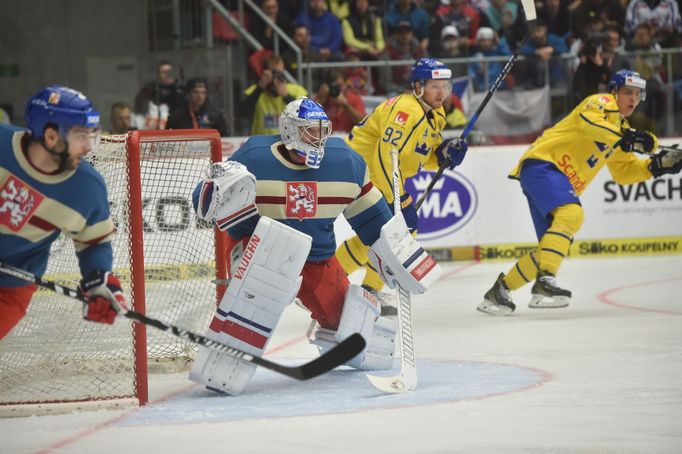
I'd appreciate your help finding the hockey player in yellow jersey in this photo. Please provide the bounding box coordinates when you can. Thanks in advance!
[335,58,468,314]
[478,70,682,316]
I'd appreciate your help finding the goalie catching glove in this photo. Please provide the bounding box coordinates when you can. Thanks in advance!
[368,213,443,294]
[617,128,658,154]
[193,160,258,231]
[80,270,128,324]
[650,146,682,177]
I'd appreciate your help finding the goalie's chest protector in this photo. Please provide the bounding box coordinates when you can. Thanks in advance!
[230,135,369,259]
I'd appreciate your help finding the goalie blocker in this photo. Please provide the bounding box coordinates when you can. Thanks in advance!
[369,212,443,294]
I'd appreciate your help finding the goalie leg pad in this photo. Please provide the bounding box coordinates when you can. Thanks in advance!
[336,284,380,341]
[368,213,443,294]
[310,317,397,371]
[189,217,312,395]
[309,285,397,370]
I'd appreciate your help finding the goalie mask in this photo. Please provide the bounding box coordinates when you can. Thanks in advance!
[608,70,647,101]
[279,97,332,169]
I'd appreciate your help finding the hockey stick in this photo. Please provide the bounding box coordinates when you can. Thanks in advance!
[366,149,418,393]
[0,261,365,381]
[658,144,681,156]
[414,4,537,211]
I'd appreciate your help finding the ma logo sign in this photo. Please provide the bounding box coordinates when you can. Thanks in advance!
[404,170,478,240]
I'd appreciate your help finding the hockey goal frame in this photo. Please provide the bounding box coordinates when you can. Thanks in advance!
[126,130,228,406]
[0,129,228,416]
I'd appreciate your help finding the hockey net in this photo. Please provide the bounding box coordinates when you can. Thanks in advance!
[0,130,227,417]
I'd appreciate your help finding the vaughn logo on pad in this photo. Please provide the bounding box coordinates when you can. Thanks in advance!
[404,170,478,240]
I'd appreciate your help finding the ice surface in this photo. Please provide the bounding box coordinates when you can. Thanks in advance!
[1,256,681,453]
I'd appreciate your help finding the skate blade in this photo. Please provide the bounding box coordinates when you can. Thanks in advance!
[528,294,570,309]
[476,300,514,316]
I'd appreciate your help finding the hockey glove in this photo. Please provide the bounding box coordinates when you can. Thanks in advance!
[393,193,419,233]
[193,160,258,231]
[649,147,682,177]
[80,270,128,324]
[368,213,443,294]
[617,129,658,154]
[436,137,468,170]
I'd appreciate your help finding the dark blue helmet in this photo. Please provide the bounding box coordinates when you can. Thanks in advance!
[410,58,452,83]
[607,70,647,101]
[25,85,100,139]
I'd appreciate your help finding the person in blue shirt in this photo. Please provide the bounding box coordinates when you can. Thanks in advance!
[468,27,513,92]
[521,19,569,88]
[295,0,344,61]
[384,0,431,51]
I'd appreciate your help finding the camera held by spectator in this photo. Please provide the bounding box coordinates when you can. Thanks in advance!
[267,70,287,96]
[328,83,341,98]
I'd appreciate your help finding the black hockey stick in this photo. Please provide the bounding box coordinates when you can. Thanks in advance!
[414,5,537,211]
[0,262,365,381]
[414,53,519,210]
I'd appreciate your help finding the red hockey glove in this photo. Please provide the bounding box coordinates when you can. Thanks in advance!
[80,271,128,324]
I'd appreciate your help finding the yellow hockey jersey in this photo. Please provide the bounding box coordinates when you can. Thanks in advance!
[346,93,447,204]
[510,93,654,195]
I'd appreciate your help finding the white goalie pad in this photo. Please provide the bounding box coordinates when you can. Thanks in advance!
[368,213,443,294]
[195,160,258,231]
[189,216,312,395]
[337,285,381,341]
[309,285,396,370]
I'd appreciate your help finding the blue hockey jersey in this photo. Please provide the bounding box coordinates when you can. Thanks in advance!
[0,124,115,287]
[196,135,392,261]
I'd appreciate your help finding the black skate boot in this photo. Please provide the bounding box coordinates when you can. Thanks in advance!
[529,271,571,309]
[362,285,398,317]
[477,273,516,316]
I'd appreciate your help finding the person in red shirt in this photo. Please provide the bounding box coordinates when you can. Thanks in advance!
[313,70,366,133]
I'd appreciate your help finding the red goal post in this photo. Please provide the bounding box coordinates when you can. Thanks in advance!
[0,129,228,417]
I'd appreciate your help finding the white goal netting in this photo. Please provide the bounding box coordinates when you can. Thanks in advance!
[0,131,225,415]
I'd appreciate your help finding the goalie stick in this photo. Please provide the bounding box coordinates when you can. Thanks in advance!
[414,0,537,211]
[366,149,418,393]
[0,261,365,381]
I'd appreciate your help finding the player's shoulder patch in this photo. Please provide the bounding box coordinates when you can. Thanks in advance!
[391,110,410,126]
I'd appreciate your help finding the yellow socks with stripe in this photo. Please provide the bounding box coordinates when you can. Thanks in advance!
[362,262,385,291]
[335,235,370,276]
[537,203,584,275]
[502,251,539,291]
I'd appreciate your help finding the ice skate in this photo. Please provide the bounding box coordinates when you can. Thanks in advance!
[362,285,398,317]
[529,271,571,309]
[477,273,516,316]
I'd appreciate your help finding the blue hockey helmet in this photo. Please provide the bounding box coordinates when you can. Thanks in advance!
[279,97,332,169]
[607,70,647,101]
[25,85,100,139]
[410,58,452,83]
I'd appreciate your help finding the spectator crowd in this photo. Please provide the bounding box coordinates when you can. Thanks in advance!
[113,0,681,137]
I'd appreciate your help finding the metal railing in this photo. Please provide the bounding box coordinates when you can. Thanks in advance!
[298,48,682,137]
